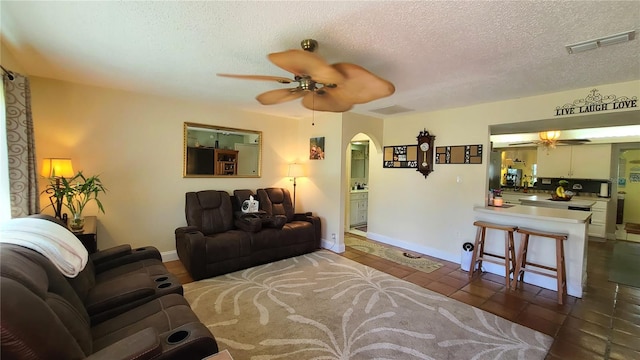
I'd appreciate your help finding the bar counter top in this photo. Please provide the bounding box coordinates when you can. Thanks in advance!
[473,204,592,224]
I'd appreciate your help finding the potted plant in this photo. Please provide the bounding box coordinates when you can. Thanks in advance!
[44,171,106,230]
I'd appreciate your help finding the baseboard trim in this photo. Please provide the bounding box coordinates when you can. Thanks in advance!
[161,250,178,262]
[322,238,345,253]
[366,232,459,264]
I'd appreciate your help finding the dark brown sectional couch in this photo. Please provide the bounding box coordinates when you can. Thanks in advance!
[0,216,219,359]
[175,188,321,280]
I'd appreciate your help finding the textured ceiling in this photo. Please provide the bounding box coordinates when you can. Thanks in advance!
[1,1,639,121]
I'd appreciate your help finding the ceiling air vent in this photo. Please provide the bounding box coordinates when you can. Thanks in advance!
[369,105,414,115]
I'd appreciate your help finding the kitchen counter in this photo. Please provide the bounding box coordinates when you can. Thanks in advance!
[474,204,589,298]
[501,190,611,202]
[518,195,596,209]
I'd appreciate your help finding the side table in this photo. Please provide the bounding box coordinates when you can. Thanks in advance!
[69,215,97,254]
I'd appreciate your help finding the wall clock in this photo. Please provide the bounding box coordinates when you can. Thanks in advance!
[417,129,435,178]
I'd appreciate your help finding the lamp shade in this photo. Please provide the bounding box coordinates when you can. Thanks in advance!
[287,163,304,178]
[41,158,74,178]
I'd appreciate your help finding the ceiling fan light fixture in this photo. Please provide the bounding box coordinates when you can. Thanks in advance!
[539,130,560,142]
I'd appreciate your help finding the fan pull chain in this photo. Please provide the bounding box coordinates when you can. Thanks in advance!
[311,94,315,126]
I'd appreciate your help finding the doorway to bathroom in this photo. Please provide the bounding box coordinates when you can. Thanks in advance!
[347,136,370,236]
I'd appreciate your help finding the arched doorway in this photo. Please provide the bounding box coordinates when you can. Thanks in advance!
[346,134,372,236]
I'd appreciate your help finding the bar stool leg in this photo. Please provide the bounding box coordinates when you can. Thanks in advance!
[469,226,483,279]
[518,235,529,283]
[478,226,486,272]
[503,230,511,287]
[507,230,516,285]
[511,233,529,289]
[556,238,565,305]
[561,240,567,298]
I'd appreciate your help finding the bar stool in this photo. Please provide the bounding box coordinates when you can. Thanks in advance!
[511,227,568,305]
[468,221,517,288]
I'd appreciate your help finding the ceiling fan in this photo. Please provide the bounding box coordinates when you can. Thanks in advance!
[217,39,395,112]
[509,131,591,148]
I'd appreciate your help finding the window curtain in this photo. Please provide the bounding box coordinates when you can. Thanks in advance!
[3,70,39,217]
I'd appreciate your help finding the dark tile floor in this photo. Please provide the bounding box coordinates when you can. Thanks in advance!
[166,234,640,360]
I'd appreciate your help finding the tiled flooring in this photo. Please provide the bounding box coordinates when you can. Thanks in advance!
[166,234,640,360]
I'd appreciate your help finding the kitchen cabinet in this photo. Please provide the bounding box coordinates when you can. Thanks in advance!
[537,144,611,179]
[589,200,608,238]
[350,192,368,226]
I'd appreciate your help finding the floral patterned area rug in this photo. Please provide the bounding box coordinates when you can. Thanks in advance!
[184,251,552,359]
[345,235,443,273]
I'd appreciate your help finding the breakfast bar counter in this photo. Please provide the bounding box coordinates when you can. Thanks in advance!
[473,204,590,298]
[518,195,597,210]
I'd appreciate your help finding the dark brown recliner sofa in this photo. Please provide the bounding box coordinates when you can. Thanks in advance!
[175,188,321,280]
[30,214,184,325]
[0,243,218,359]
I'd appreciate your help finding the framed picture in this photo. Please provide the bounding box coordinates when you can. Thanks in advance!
[382,145,417,168]
[310,137,325,160]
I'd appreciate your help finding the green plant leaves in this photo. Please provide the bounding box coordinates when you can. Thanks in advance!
[41,171,106,216]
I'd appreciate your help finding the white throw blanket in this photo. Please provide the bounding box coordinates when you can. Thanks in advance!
[0,217,88,277]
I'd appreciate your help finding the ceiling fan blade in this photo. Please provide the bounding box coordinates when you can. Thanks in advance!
[558,139,591,144]
[327,63,395,104]
[301,91,353,112]
[217,73,293,84]
[268,50,345,85]
[508,141,538,146]
[256,88,306,105]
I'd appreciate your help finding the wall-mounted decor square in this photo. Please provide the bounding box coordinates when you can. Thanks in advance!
[435,145,483,164]
[383,145,418,168]
[310,137,325,160]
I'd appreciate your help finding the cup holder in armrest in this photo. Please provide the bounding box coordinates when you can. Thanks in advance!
[166,330,190,345]
[157,282,172,289]
[135,247,146,251]
[155,276,169,282]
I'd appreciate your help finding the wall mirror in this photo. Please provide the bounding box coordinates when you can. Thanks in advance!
[183,122,262,177]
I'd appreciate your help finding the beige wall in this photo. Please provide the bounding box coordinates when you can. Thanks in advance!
[1,41,26,73]
[30,77,300,252]
[369,80,640,262]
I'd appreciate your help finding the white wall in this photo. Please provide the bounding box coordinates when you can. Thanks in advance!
[30,77,299,252]
[369,80,640,263]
